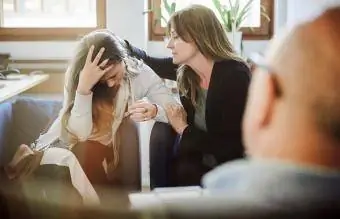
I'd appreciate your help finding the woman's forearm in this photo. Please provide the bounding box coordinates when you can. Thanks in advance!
[137,64,181,123]
[125,40,178,80]
[67,92,94,141]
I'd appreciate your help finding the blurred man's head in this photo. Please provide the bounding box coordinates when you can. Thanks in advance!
[243,7,340,168]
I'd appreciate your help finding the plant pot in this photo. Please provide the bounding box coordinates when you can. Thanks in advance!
[226,31,243,55]
[0,53,11,70]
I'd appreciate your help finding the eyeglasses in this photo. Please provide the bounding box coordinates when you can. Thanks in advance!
[248,52,271,74]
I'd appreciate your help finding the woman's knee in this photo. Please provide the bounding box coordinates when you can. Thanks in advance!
[150,122,176,147]
[119,118,140,156]
[41,147,77,166]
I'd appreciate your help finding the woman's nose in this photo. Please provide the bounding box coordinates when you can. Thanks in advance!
[107,79,116,87]
[166,38,174,49]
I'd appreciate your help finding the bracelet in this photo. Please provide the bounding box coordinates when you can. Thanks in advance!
[178,124,188,135]
[152,104,158,118]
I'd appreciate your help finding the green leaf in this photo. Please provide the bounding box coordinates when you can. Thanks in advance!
[238,0,254,19]
[211,0,270,31]
[238,5,252,26]
[161,16,168,25]
[153,19,159,27]
[163,0,171,17]
[212,0,228,28]
[236,0,254,29]
[260,5,271,21]
[228,0,234,18]
[154,6,162,21]
[226,10,232,31]
[234,0,240,19]
[170,2,176,14]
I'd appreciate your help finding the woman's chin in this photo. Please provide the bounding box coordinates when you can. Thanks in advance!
[172,58,180,65]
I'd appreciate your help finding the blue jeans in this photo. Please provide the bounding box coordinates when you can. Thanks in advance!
[149,122,178,189]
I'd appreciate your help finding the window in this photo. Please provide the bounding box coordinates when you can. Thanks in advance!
[148,0,274,41]
[0,0,106,41]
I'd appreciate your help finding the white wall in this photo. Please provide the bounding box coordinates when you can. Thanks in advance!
[286,0,340,29]
[1,0,339,59]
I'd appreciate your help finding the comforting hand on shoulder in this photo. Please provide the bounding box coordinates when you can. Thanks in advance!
[77,45,114,95]
[166,104,188,135]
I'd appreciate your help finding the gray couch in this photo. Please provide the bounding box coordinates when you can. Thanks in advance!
[0,97,62,166]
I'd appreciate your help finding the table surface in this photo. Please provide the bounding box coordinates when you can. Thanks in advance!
[129,186,206,209]
[0,74,49,103]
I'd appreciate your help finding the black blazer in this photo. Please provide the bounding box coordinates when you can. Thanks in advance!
[127,42,251,186]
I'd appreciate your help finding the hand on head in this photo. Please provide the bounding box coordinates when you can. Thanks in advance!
[77,45,116,95]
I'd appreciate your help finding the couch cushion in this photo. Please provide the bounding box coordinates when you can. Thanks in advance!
[9,97,62,158]
[0,101,13,166]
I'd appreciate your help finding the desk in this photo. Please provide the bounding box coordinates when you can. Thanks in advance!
[0,74,49,103]
[129,186,206,209]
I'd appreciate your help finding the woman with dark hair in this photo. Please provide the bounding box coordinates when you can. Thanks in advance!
[126,5,251,188]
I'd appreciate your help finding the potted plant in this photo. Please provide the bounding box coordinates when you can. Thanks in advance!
[157,0,177,27]
[144,0,177,32]
[212,0,270,54]
[0,53,11,70]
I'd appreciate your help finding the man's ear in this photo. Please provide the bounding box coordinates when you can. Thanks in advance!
[243,70,277,156]
[244,70,276,131]
[257,71,276,128]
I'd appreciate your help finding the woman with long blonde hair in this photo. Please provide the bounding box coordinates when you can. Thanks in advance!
[35,29,179,196]
[126,4,251,187]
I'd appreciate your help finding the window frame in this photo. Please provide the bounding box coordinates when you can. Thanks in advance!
[0,0,106,41]
[148,0,274,41]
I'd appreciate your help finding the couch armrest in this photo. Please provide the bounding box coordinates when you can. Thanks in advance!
[0,101,14,166]
[9,97,62,155]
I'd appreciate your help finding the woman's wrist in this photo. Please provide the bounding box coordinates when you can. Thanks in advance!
[151,104,158,119]
[77,85,92,95]
[177,124,188,135]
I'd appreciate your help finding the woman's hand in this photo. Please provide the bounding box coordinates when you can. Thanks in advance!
[4,144,41,180]
[126,99,158,122]
[166,104,188,135]
[77,45,115,95]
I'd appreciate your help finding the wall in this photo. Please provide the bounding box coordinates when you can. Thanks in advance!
[1,0,340,59]
[2,0,339,59]
[286,0,340,29]
[0,0,145,59]
[0,0,280,59]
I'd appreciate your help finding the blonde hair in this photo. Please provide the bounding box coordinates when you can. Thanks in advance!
[167,4,246,106]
